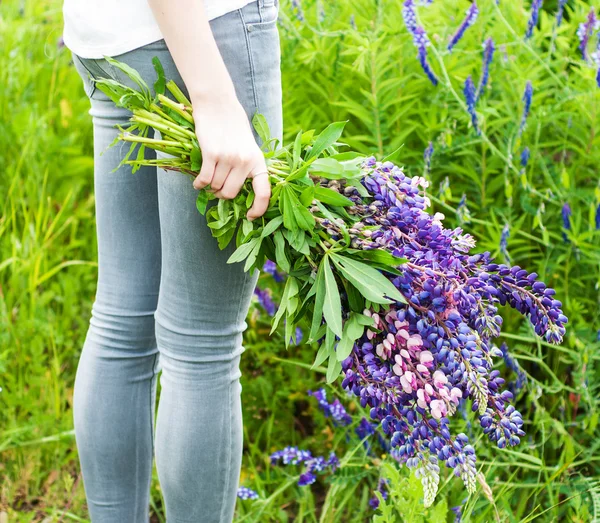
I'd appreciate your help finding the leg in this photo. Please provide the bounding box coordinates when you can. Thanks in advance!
[71,55,162,522]
[151,3,282,522]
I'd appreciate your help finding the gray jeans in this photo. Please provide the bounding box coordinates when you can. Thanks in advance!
[70,1,282,521]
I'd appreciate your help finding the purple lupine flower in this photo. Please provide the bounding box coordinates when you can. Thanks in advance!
[263,259,286,282]
[525,0,543,39]
[448,2,479,52]
[291,0,304,22]
[237,486,259,500]
[556,0,567,27]
[424,141,434,174]
[519,81,533,135]
[463,75,479,134]
[413,27,439,85]
[500,222,510,260]
[577,9,599,61]
[294,326,303,345]
[368,478,390,509]
[451,497,468,522]
[499,342,527,394]
[57,35,65,49]
[562,202,571,243]
[254,286,276,315]
[308,388,353,426]
[270,446,312,465]
[402,0,418,35]
[476,37,495,101]
[520,147,530,168]
[595,203,600,229]
[350,14,356,29]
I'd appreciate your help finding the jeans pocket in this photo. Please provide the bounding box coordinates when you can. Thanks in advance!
[243,0,279,31]
[72,54,97,99]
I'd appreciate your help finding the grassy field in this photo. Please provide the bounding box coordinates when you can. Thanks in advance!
[1,0,600,521]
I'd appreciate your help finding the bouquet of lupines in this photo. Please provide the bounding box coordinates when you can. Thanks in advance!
[94,58,568,506]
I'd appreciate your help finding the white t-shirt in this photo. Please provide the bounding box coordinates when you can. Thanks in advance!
[63,0,254,59]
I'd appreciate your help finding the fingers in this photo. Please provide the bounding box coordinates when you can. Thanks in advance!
[207,160,232,192]
[246,171,271,221]
[213,164,248,200]
[193,155,216,190]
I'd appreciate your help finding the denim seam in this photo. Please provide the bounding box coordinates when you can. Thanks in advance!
[238,9,260,114]
[220,268,249,522]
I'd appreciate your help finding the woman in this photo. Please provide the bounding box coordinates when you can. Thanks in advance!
[62,0,282,520]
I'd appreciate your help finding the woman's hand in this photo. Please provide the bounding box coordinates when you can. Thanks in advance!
[145,0,272,221]
[191,95,271,221]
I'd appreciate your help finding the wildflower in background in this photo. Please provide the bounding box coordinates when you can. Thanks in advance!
[525,0,543,39]
[476,37,495,101]
[237,487,259,500]
[413,27,439,85]
[402,0,417,34]
[520,147,530,168]
[463,75,479,134]
[556,0,567,27]
[518,81,533,135]
[368,478,390,509]
[562,202,571,243]
[499,342,527,395]
[448,2,479,52]
[423,141,434,175]
[577,9,599,61]
[253,286,276,315]
[456,193,472,224]
[595,203,600,229]
[308,387,353,426]
[262,259,285,282]
[451,497,468,522]
[293,326,303,345]
[270,446,339,486]
[349,14,356,29]
[291,0,304,22]
[500,222,510,260]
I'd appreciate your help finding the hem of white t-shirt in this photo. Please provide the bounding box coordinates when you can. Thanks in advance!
[63,0,255,60]
[64,27,166,59]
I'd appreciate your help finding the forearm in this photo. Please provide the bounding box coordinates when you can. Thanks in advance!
[146,0,237,104]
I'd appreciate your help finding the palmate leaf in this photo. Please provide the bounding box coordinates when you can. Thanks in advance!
[322,255,343,338]
[330,252,407,305]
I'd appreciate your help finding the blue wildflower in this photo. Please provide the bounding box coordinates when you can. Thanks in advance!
[424,141,434,174]
[402,0,417,34]
[263,259,286,282]
[254,286,276,316]
[561,202,571,243]
[556,0,567,27]
[525,0,543,39]
[500,222,510,260]
[499,342,527,395]
[308,388,353,426]
[595,203,600,230]
[577,9,599,61]
[520,147,530,168]
[448,2,479,52]
[519,81,533,135]
[463,75,479,134]
[292,0,304,22]
[237,486,259,500]
[369,478,390,509]
[413,27,439,85]
[476,37,495,101]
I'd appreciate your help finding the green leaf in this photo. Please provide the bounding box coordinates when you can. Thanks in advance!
[347,248,408,269]
[196,191,209,215]
[313,186,353,207]
[336,312,367,361]
[326,348,342,383]
[309,264,326,342]
[308,157,345,178]
[152,56,166,95]
[307,121,347,160]
[104,56,152,98]
[227,237,259,264]
[300,186,315,207]
[322,256,343,338]
[273,231,291,273]
[191,145,201,172]
[252,113,271,148]
[292,130,303,170]
[261,216,283,238]
[330,253,407,305]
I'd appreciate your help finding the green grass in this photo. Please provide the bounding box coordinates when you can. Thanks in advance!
[1,0,600,521]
